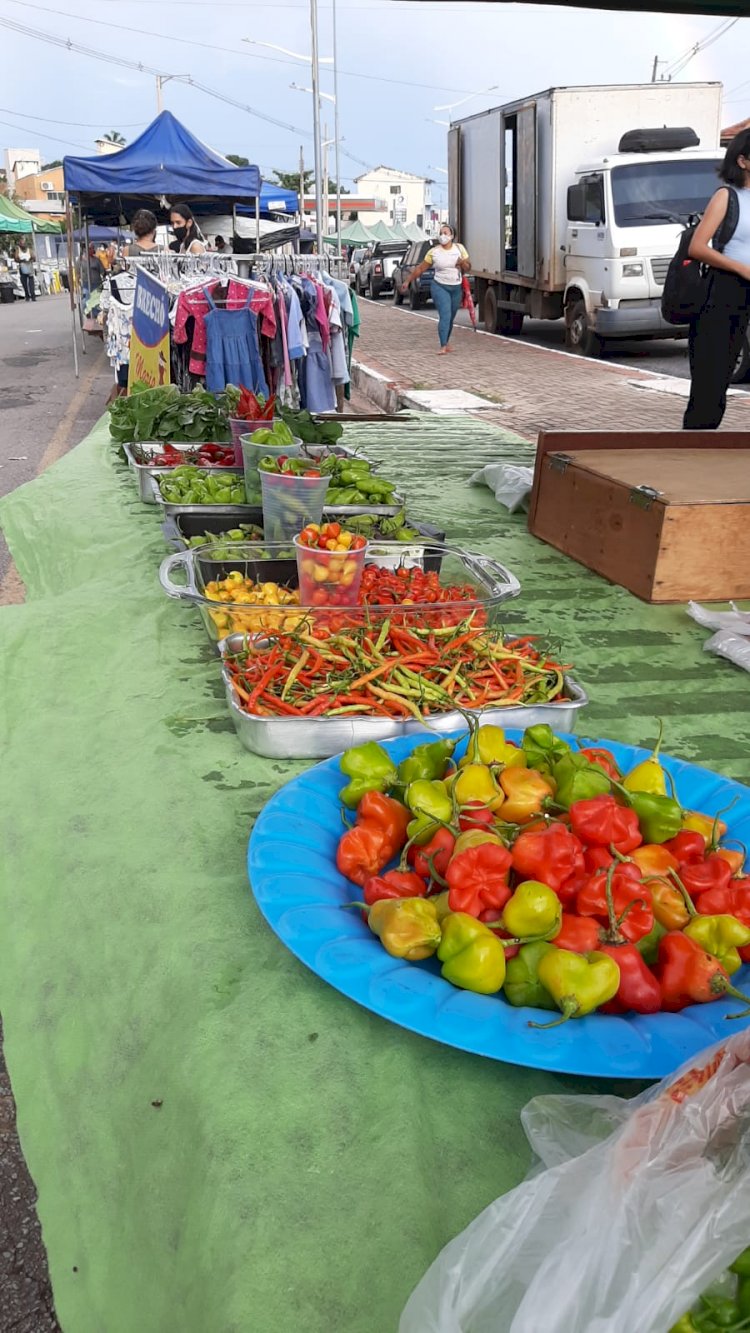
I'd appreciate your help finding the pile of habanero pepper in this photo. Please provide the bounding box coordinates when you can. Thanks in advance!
[334,720,750,1025]
[670,1246,750,1332]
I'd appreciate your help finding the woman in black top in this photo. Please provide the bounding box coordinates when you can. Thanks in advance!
[169,203,206,255]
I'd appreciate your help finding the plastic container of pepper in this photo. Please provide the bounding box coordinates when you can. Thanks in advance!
[294,530,368,607]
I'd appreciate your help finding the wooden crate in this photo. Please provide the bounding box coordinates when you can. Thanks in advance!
[528,432,750,603]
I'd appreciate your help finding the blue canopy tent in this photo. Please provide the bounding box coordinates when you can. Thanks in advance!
[236,183,299,217]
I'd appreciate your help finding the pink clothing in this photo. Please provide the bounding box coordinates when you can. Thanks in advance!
[313,281,330,353]
[277,289,292,387]
[173,279,276,377]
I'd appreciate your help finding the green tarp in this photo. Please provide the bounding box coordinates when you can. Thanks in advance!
[0,193,32,233]
[0,414,749,1330]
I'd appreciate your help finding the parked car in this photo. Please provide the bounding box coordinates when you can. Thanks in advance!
[348,247,367,289]
[356,242,408,299]
[392,241,433,309]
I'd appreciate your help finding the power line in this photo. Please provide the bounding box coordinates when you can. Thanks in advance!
[0,106,148,128]
[660,16,740,79]
[0,115,91,149]
[5,0,475,95]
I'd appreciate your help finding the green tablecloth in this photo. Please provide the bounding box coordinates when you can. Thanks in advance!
[0,415,748,1333]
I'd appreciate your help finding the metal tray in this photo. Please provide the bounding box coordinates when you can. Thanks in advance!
[124,443,235,504]
[146,472,407,518]
[219,641,587,758]
[161,509,447,565]
[159,540,521,646]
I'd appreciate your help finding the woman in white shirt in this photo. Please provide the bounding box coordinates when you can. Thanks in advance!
[15,243,35,302]
[684,129,750,429]
[401,224,470,354]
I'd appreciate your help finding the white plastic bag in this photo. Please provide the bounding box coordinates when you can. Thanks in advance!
[687,601,750,636]
[703,630,750,674]
[467,464,534,514]
[400,1034,750,1333]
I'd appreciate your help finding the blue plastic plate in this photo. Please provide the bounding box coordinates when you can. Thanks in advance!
[248,731,750,1079]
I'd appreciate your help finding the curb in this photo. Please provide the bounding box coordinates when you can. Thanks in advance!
[350,359,402,414]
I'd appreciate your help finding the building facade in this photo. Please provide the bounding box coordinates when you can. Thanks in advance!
[13,164,65,223]
[3,147,42,190]
[353,166,433,230]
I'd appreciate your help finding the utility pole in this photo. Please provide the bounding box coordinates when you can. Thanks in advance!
[332,0,342,256]
[156,75,164,112]
[323,122,329,241]
[309,0,324,254]
[299,145,305,223]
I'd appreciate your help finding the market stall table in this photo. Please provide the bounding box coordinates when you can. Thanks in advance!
[1,413,749,1332]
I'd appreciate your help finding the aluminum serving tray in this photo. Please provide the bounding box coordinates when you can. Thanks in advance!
[218,632,588,758]
[123,442,234,504]
[161,509,447,558]
[146,472,407,519]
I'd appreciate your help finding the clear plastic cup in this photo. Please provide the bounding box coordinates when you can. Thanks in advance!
[261,471,331,544]
[241,433,301,503]
[294,535,368,607]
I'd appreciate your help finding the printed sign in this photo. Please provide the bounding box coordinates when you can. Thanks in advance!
[128,267,170,391]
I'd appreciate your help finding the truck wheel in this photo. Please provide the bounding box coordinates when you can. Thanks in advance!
[392,281,403,306]
[483,286,523,336]
[565,298,602,358]
[731,334,750,384]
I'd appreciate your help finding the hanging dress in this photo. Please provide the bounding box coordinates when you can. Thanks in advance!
[202,285,268,395]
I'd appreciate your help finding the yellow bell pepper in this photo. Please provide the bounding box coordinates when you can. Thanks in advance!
[363,897,442,961]
[453,764,505,813]
[622,721,667,796]
[461,725,527,771]
[437,913,506,994]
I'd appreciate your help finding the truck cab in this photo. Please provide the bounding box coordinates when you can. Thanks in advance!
[562,142,723,355]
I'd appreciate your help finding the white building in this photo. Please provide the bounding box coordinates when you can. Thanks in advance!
[4,147,41,189]
[353,166,433,231]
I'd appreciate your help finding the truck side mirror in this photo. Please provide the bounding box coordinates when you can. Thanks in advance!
[567,183,586,222]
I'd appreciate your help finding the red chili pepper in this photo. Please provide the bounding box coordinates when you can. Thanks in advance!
[663,830,708,866]
[678,854,733,898]
[445,843,512,918]
[654,931,750,1014]
[576,864,654,943]
[599,941,662,1014]
[363,869,427,905]
[407,828,456,882]
[568,794,642,853]
[553,913,600,953]
[510,823,585,895]
[336,791,410,887]
[578,747,621,781]
[458,803,496,832]
[583,846,614,875]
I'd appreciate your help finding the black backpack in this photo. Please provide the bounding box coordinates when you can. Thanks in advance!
[661,187,739,325]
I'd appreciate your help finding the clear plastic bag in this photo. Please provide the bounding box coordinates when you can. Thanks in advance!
[399,1034,750,1333]
[467,464,534,514]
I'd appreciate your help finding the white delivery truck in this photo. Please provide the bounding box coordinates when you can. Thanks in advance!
[449,83,748,377]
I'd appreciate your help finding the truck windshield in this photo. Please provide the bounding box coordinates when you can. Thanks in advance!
[611,159,722,227]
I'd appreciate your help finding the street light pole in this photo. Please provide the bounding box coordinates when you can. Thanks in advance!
[309,0,324,255]
[332,0,342,256]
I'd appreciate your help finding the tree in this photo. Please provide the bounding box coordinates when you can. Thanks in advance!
[101,131,126,146]
[272,168,314,195]
[326,179,349,195]
[41,160,63,170]
[226,153,250,167]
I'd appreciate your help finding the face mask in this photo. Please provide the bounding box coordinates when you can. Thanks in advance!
[439,233,452,245]
[172,224,187,240]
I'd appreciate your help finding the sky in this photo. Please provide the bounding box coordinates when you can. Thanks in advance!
[1,0,749,211]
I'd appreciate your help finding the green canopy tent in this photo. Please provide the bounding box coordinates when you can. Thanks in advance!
[369,220,397,241]
[404,222,426,242]
[0,195,33,234]
[390,220,411,242]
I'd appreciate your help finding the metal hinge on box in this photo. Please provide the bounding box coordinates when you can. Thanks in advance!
[548,453,572,474]
[628,485,664,511]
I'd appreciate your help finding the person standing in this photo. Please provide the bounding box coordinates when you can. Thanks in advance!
[126,209,159,256]
[169,203,206,255]
[400,224,470,354]
[683,129,750,430]
[15,242,36,302]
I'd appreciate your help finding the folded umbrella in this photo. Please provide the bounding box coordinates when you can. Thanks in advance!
[461,275,478,330]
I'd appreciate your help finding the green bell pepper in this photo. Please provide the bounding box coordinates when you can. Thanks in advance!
[339,741,398,810]
[503,941,557,1010]
[628,790,683,844]
[405,779,454,845]
[522,724,571,774]
[553,752,611,809]
[397,738,455,787]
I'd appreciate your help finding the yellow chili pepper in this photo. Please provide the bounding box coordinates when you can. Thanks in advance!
[363,897,441,961]
[460,725,527,771]
[622,721,667,797]
[453,764,505,813]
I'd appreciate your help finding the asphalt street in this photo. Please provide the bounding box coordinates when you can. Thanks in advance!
[0,292,112,588]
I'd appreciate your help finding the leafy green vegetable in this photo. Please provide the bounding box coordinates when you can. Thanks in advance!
[278,406,344,447]
[108,386,232,444]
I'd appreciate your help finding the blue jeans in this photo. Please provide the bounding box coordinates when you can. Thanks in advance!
[432,280,461,346]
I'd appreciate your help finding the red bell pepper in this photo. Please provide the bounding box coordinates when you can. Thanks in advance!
[599,941,662,1014]
[694,883,750,961]
[577,747,621,781]
[553,913,600,953]
[510,823,585,895]
[568,794,642,853]
[654,930,750,1014]
[583,846,614,875]
[663,830,708,866]
[576,864,654,943]
[458,803,496,832]
[678,854,733,899]
[336,791,411,887]
[407,827,456,883]
[446,843,512,918]
[363,869,427,905]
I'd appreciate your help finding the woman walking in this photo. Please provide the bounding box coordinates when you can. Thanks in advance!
[15,243,36,302]
[401,224,470,355]
[684,129,750,430]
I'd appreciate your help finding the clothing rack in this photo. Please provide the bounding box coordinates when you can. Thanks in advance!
[241,252,349,280]
[120,251,240,284]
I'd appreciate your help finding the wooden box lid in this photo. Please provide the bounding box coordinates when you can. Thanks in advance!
[552,448,750,506]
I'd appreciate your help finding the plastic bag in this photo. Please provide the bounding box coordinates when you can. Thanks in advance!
[687,601,750,635]
[467,464,534,514]
[399,1033,750,1333]
[704,630,750,674]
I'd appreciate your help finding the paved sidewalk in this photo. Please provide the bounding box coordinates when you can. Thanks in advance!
[353,300,750,440]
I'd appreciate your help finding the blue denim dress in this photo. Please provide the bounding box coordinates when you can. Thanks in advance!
[203,286,268,395]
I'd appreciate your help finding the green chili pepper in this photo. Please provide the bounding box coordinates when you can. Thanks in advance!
[635,918,668,966]
[730,1250,750,1279]
[669,1313,699,1333]
[397,738,455,788]
[553,752,611,809]
[628,790,683,844]
[339,742,398,810]
[522,724,572,774]
[405,779,454,845]
[503,941,557,1010]
[737,1276,750,1318]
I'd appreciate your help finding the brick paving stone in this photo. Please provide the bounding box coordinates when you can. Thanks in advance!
[354,300,750,442]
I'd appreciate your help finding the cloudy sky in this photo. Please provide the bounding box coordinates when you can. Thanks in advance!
[1,0,748,208]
